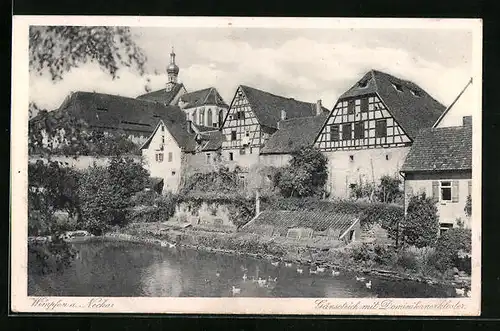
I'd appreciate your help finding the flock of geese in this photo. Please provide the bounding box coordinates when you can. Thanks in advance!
[228,260,373,296]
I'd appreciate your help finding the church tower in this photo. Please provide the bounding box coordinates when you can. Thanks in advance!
[166,47,179,91]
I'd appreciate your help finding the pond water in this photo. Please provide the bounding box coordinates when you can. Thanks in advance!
[28,240,458,298]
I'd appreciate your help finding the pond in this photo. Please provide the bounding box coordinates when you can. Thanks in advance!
[28,240,458,298]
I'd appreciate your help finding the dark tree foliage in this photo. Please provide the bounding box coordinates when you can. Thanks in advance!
[274,146,328,198]
[464,194,472,218]
[376,175,403,203]
[401,193,440,248]
[29,26,147,81]
[77,157,150,235]
[433,228,472,272]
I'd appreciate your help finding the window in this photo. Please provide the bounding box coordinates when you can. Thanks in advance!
[171,171,176,176]
[354,122,365,139]
[207,109,213,127]
[330,125,339,141]
[440,181,452,201]
[349,155,354,161]
[439,223,454,236]
[245,131,250,137]
[206,153,211,164]
[385,154,389,161]
[410,89,422,97]
[96,107,108,111]
[239,148,246,155]
[168,152,172,162]
[218,110,224,127]
[468,180,472,196]
[192,110,197,123]
[199,109,205,125]
[361,98,369,112]
[160,125,164,132]
[161,134,165,145]
[342,123,352,140]
[231,130,237,141]
[229,152,234,161]
[213,122,218,128]
[375,119,387,138]
[156,153,164,163]
[358,79,369,88]
[392,83,403,92]
[347,100,355,114]
[237,111,245,120]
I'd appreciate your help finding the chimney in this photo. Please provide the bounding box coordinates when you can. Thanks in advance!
[186,120,193,133]
[463,116,472,127]
[316,100,323,116]
[255,189,261,216]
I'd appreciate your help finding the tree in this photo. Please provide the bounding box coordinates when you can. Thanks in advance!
[274,146,328,198]
[77,157,150,235]
[464,194,472,217]
[30,26,146,81]
[432,228,472,272]
[376,175,403,203]
[401,193,439,248]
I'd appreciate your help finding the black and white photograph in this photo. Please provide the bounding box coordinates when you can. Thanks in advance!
[11,16,482,315]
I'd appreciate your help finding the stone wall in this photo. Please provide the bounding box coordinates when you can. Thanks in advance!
[171,201,237,232]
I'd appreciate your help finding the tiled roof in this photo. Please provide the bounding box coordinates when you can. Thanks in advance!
[39,91,196,151]
[260,113,329,154]
[193,123,218,133]
[140,116,196,152]
[179,87,229,108]
[136,83,185,104]
[401,125,472,172]
[242,210,360,239]
[198,130,224,151]
[239,85,328,129]
[339,70,446,139]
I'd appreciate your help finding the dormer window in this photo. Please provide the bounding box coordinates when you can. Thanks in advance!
[358,79,369,88]
[96,107,108,111]
[392,83,403,92]
[410,89,422,97]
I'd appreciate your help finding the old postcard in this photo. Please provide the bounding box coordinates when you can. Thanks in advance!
[11,16,482,315]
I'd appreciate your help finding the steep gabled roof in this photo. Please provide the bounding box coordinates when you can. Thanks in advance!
[242,210,360,239]
[136,83,185,104]
[339,70,446,139]
[140,117,196,152]
[401,124,472,172]
[260,112,329,154]
[179,87,229,108]
[238,85,328,129]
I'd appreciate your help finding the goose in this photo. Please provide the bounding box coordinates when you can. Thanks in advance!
[309,268,318,275]
[231,286,241,295]
[168,242,177,248]
[355,276,366,282]
[271,261,279,267]
[257,277,267,287]
[242,273,248,282]
[365,280,372,289]
[216,271,221,278]
[332,270,340,276]
[316,266,326,273]
[160,241,167,247]
[267,276,278,282]
[296,268,304,274]
[284,262,293,268]
[455,288,465,296]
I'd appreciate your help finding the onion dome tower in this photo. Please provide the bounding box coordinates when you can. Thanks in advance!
[167,46,179,87]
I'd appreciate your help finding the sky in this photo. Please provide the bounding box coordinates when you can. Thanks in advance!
[29,26,476,118]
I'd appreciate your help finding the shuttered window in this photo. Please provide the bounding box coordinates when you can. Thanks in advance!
[330,125,339,141]
[451,180,459,203]
[361,98,369,112]
[432,181,439,200]
[375,119,387,137]
[342,123,352,140]
[347,100,355,114]
[354,122,365,139]
[440,181,452,201]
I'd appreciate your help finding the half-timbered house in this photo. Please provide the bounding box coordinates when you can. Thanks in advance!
[314,70,446,198]
[220,85,329,173]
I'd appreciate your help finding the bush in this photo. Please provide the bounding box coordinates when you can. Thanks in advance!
[376,175,403,204]
[274,146,328,198]
[28,238,77,275]
[401,193,439,248]
[396,248,419,271]
[433,228,472,272]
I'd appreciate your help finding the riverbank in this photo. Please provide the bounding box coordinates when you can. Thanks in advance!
[94,224,471,291]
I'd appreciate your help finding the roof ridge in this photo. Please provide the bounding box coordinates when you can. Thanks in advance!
[241,85,314,105]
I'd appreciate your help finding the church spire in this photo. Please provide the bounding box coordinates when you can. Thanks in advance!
[167,46,179,87]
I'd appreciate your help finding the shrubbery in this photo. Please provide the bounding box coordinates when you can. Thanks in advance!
[432,228,472,272]
[28,238,78,275]
[401,193,439,248]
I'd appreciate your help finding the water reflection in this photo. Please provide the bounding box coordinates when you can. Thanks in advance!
[28,240,456,298]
